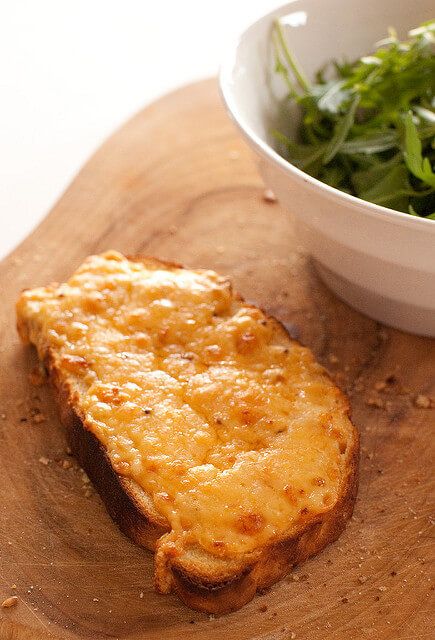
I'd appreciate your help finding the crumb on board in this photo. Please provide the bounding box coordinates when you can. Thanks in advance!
[32,412,46,424]
[80,470,90,484]
[259,604,268,613]
[366,397,384,409]
[1,596,18,608]
[92,597,99,602]
[263,188,277,203]
[414,394,432,409]
[38,456,50,466]
[374,381,387,391]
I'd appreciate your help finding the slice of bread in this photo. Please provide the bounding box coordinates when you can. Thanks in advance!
[16,251,358,614]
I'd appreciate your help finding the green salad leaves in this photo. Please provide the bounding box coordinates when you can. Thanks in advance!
[273,20,435,218]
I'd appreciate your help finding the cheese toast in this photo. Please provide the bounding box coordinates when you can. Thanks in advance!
[16,251,359,613]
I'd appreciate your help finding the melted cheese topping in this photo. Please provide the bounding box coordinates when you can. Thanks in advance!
[17,251,354,557]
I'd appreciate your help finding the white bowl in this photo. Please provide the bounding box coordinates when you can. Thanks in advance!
[220,0,435,337]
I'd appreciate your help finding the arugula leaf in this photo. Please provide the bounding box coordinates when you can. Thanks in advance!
[340,131,399,154]
[317,80,350,114]
[322,95,360,164]
[403,113,435,187]
[274,20,311,93]
[351,154,402,194]
[358,164,410,211]
[271,130,326,171]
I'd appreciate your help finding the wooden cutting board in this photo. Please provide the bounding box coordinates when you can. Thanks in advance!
[0,79,433,640]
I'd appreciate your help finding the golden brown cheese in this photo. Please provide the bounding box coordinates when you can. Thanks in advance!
[17,251,354,557]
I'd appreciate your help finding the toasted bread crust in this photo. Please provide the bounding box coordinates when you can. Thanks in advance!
[167,427,358,613]
[19,256,359,614]
[46,349,169,550]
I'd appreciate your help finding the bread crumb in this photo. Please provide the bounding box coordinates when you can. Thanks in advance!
[289,574,300,582]
[61,459,73,470]
[290,633,297,639]
[139,591,144,599]
[358,575,368,584]
[366,397,384,409]
[2,596,18,608]
[32,413,46,424]
[38,456,49,466]
[378,586,387,592]
[92,597,99,602]
[80,471,90,484]
[11,584,17,590]
[374,381,387,392]
[263,189,277,203]
[414,394,432,409]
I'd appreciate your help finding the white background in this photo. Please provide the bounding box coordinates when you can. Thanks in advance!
[0,0,279,259]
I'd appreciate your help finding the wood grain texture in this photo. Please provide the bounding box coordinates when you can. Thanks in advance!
[0,79,433,639]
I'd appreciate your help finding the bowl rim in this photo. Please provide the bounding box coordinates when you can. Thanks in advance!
[219,1,435,232]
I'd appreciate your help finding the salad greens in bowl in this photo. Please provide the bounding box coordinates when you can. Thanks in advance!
[272,20,435,219]
[220,0,435,336]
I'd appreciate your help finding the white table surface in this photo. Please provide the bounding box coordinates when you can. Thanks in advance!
[0,0,278,260]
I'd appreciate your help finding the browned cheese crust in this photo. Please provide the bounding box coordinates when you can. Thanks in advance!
[17,255,359,614]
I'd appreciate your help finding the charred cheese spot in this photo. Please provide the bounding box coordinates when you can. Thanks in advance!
[235,513,265,535]
[16,251,355,558]
[312,477,326,486]
[284,485,298,506]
